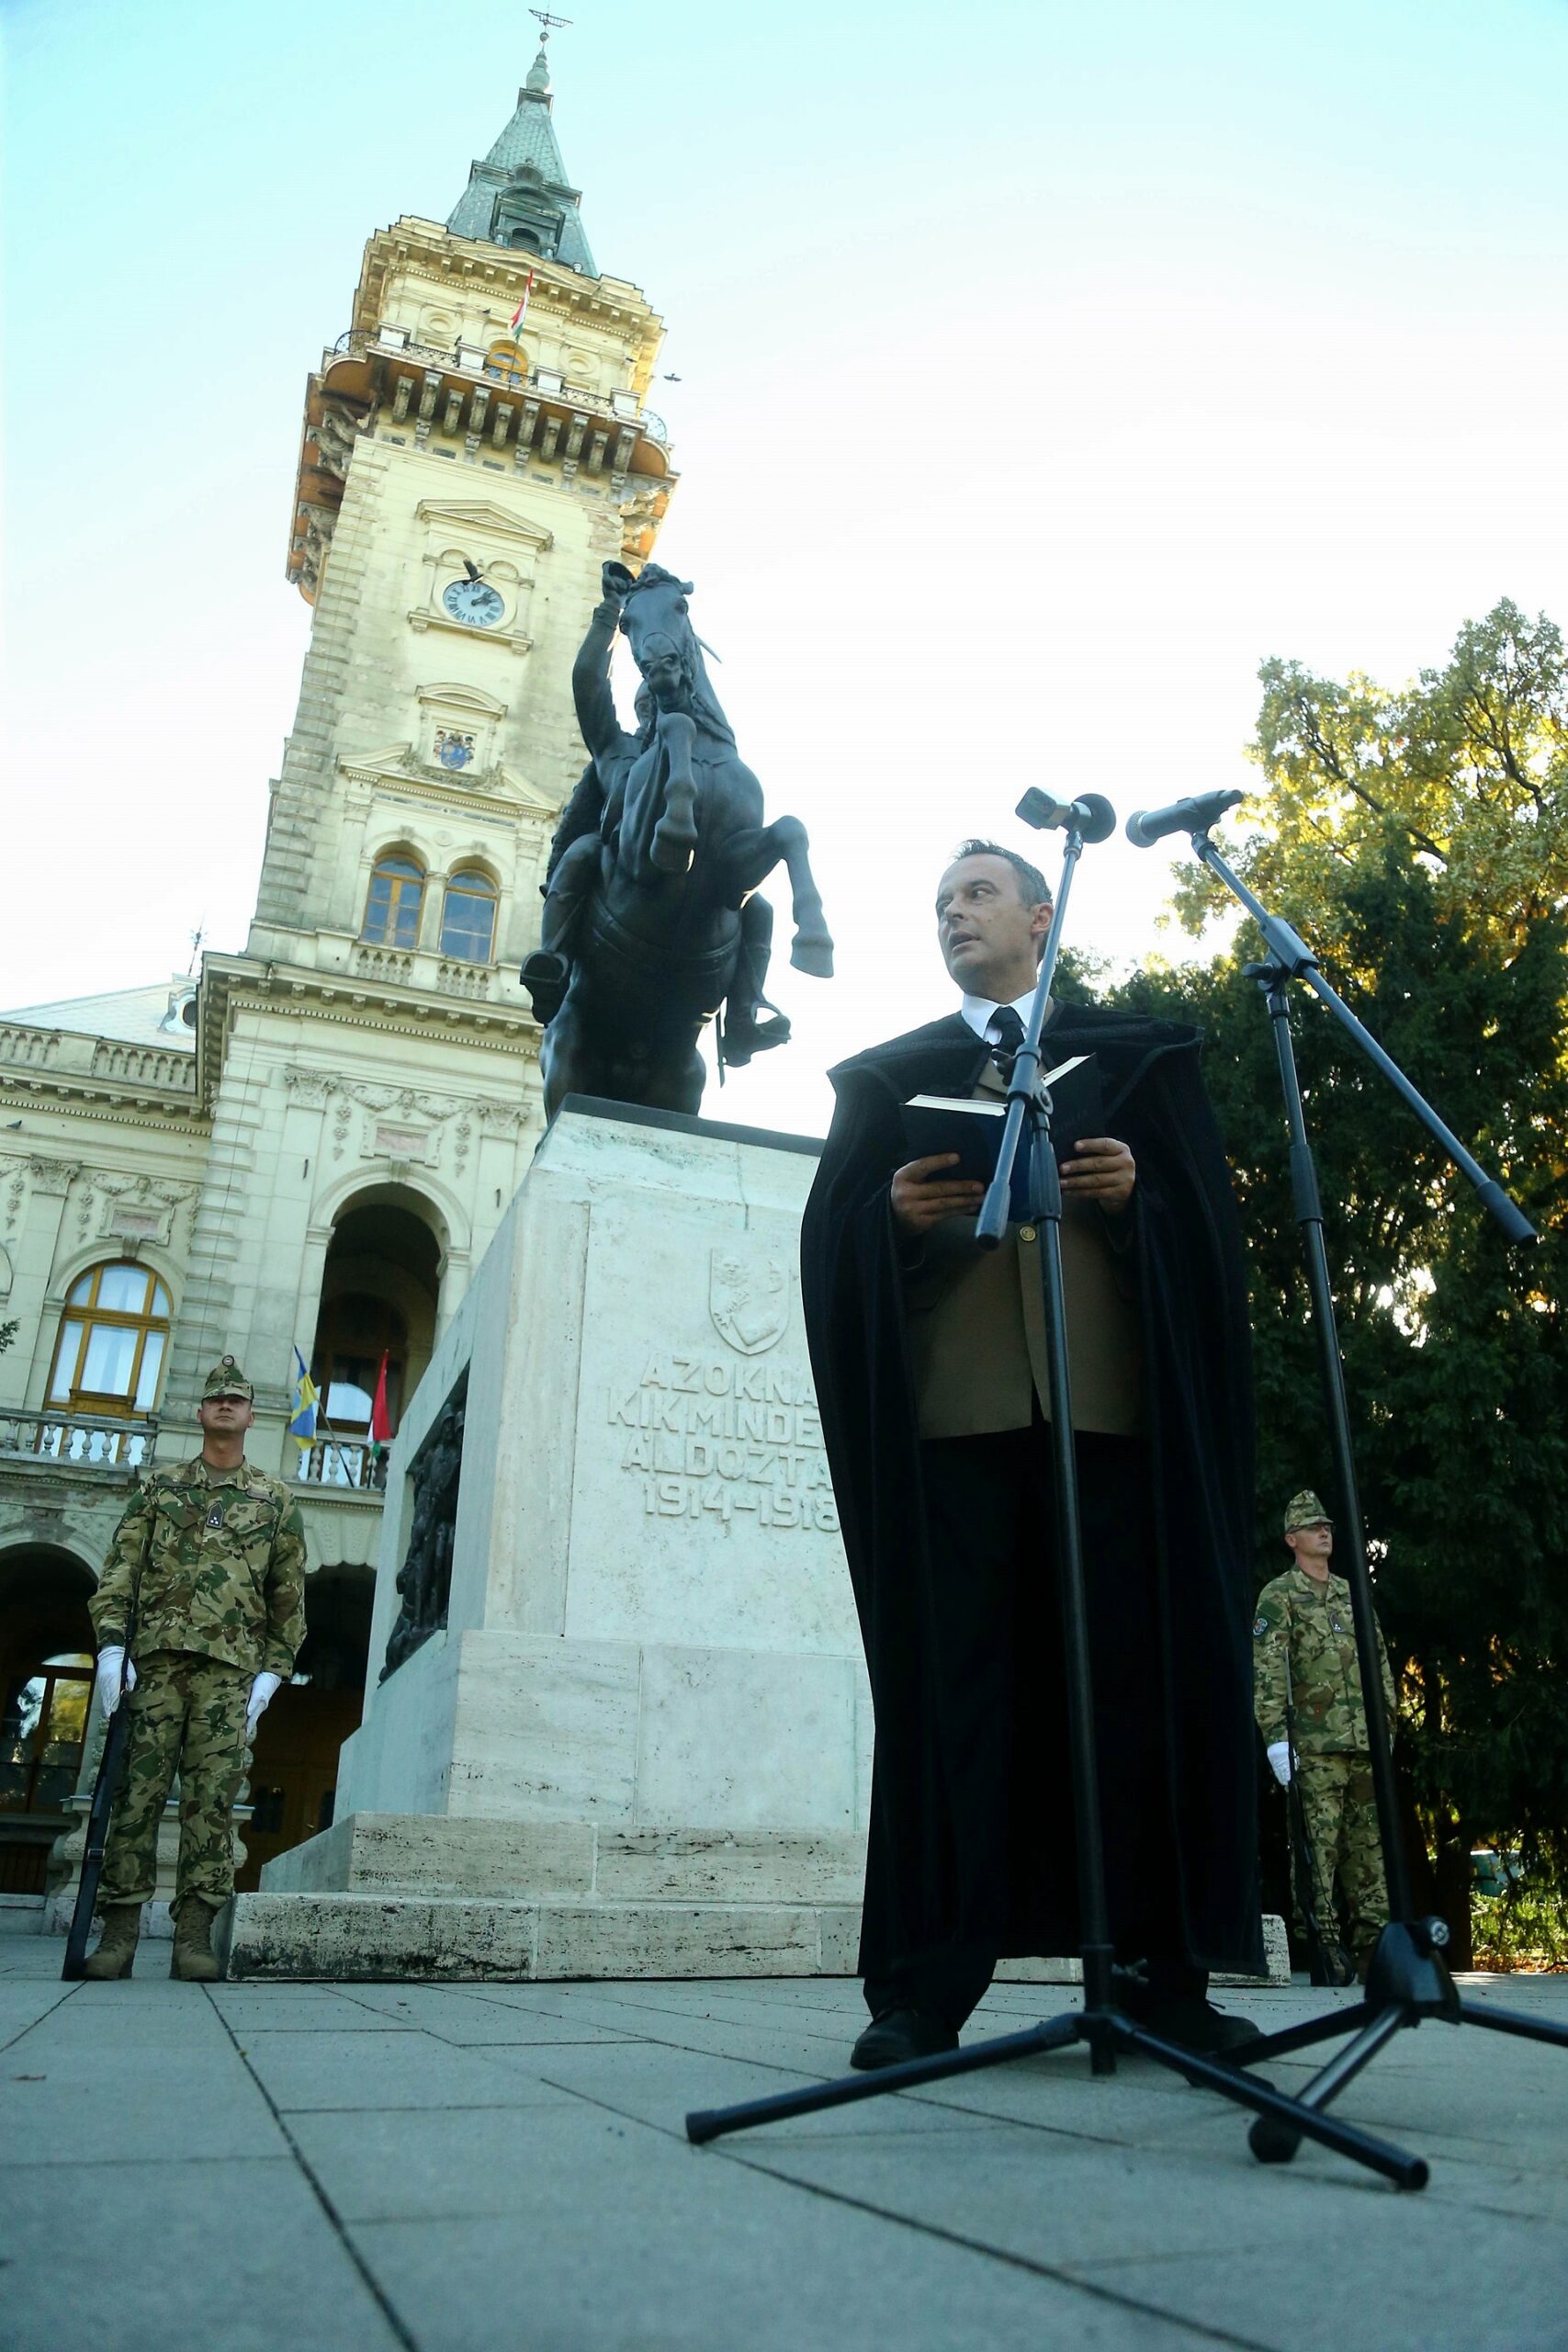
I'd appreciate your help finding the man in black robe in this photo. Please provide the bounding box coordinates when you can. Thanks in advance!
[801,841,1262,2067]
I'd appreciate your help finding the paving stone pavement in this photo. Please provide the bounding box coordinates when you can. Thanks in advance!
[3,1909,1565,2352]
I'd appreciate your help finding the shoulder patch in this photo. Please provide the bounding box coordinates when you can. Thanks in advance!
[1253,1615,1270,1638]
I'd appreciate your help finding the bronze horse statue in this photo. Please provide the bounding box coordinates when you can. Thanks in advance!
[522,562,833,1117]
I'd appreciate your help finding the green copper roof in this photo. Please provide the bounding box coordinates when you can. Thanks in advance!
[446,50,597,277]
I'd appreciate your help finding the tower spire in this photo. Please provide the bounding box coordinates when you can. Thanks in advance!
[446,18,595,277]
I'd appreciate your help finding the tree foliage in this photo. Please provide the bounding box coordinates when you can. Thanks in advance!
[1119,602,1568,1959]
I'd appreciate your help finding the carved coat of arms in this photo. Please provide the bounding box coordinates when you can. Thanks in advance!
[708,1250,790,1355]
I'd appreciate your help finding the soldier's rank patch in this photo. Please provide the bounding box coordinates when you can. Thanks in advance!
[1252,1616,1269,1637]
[205,1506,224,1530]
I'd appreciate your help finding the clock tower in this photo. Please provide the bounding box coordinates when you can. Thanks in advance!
[167,41,678,1514]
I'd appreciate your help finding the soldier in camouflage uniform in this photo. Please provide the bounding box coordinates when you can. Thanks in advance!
[84,1356,307,1980]
[1253,1490,1397,1975]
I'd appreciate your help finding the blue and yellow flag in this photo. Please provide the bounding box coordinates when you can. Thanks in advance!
[288,1347,319,1450]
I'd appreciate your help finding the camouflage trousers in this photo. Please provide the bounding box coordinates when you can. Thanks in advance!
[1294,1753,1388,1960]
[99,1649,252,1912]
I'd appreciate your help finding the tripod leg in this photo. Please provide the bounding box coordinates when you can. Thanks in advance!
[1246,2001,1407,2165]
[686,2014,1081,2145]
[1457,1998,1568,2050]
[1119,2018,1427,2190]
[1227,2002,1373,2065]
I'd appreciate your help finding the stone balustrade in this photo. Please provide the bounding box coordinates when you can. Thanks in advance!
[0,1024,195,1094]
[0,1410,159,1475]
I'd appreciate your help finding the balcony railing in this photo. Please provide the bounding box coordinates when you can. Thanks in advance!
[0,1411,159,1473]
[294,1438,387,1492]
[326,325,670,448]
[0,1026,196,1093]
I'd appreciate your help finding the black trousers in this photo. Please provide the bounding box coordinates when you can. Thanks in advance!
[863,1418,1192,2030]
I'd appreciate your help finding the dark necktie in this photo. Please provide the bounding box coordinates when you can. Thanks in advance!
[988,1004,1025,1078]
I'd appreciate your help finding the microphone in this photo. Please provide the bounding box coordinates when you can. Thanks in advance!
[1015,789,1117,845]
[1123,788,1245,849]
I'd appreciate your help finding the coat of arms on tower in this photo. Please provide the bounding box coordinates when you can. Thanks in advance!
[708,1250,790,1356]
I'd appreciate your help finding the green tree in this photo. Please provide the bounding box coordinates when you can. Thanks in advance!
[1122,601,1568,1964]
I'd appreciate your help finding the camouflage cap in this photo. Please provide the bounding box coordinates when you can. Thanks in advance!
[1283,1488,1332,1533]
[202,1355,254,1402]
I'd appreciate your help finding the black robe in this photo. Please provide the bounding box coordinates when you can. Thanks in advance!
[801,1001,1263,1979]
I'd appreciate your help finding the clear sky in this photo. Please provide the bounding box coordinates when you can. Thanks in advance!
[5,0,1566,1138]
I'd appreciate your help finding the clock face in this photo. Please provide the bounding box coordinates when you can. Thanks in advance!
[442,577,505,628]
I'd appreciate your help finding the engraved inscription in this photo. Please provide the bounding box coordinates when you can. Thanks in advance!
[608,1353,839,1536]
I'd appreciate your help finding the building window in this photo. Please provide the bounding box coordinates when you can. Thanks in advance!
[439,870,498,964]
[46,1263,171,1417]
[0,1654,93,1815]
[484,340,528,390]
[362,854,425,948]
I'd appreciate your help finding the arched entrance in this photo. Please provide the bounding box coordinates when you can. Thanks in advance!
[299,1189,442,1488]
[235,1561,375,1889]
[0,1549,96,1894]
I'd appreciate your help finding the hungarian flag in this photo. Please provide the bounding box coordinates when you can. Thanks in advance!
[368,1352,393,1461]
[510,269,535,335]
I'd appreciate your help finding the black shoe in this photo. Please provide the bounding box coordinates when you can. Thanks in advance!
[520,950,570,1024]
[1112,1967,1258,2054]
[850,2007,959,2071]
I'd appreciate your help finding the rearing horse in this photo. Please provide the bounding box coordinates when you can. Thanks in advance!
[522,562,834,1118]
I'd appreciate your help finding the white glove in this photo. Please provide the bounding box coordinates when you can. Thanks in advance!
[95,1646,136,1718]
[1267,1739,1293,1787]
[245,1670,283,1743]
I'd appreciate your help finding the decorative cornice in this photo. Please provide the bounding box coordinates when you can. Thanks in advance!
[197,956,541,1088]
[414,497,555,551]
[336,752,558,821]
[0,1074,208,1131]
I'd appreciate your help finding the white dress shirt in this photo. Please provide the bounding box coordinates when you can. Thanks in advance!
[958,989,1049,1046]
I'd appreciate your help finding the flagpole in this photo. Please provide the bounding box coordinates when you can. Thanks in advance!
[291,1347,361,1489]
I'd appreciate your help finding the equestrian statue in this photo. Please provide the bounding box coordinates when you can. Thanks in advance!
[521,561,834,1118]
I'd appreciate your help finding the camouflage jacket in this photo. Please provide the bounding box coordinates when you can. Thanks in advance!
[88,1454,307,1678]
[1250,1571,1401,1758]
[1252,1566,1395,1757]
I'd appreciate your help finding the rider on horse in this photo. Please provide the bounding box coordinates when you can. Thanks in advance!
[521,567,791,1069]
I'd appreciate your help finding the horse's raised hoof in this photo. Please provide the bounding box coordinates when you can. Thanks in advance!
[650,830,696,875]
[790,934,835,978]
[521,949,570,1025]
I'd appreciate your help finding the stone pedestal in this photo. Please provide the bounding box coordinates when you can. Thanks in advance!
[230,1101,874,1980]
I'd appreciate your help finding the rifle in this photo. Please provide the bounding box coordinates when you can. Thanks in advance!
[1282,1648,1354,1989]
[62,1660,135,1980]
[63,1496,143,1982]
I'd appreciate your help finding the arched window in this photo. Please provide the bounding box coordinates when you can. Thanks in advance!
[439,869,498,963]
[0,1652,94,1819]
[47,1263,171,1418]
[362,854,425,948]
[484,339,528,390]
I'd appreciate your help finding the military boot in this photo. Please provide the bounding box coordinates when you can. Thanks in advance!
[171,1896,222,1982]
[84,1904,141,1980]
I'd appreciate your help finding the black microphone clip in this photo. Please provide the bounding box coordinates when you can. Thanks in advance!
[1016,788,1117,845]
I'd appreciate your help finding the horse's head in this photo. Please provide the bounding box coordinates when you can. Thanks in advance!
[609,561,734,748]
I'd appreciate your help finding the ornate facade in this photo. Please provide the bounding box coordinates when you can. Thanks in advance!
[0,50,675,1896]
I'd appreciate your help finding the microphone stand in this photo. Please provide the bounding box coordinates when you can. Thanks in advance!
[684,799,1425,2188]
[1168,822,1567,2167]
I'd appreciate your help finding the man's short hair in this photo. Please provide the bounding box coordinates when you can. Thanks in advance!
[949,839,1052,910]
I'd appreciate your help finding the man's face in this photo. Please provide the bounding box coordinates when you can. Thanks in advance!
[198,1393,255,1440]
[935,855,1051,996]
[1286,1521,1334,1571]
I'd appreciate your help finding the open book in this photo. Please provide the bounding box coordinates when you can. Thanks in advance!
[900,1054,1105,1215]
